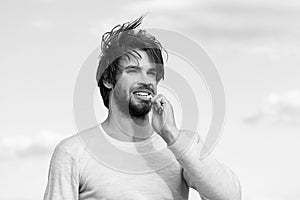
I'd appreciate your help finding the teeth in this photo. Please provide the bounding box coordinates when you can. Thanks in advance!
[136,92,149,96]
[134,92,152,99]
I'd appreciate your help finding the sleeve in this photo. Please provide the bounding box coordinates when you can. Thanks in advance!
[43,143,79,200]
[168,130,241,200]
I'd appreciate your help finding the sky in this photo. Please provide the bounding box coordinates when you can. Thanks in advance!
[1,0,300,199]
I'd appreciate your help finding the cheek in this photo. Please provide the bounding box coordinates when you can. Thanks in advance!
[114,80,131,98]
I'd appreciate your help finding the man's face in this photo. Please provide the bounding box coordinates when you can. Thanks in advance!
[111,50,159,118]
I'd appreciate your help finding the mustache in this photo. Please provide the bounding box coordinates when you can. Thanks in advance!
[133,85,155,94]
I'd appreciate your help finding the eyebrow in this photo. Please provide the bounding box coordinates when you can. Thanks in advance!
[124,65,157,72]
[124,65,141,70]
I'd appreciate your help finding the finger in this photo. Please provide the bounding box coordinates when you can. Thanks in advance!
[151,98,163,114]
[151,94,165,108]
[152,103,162,113]
[150,94,163,103]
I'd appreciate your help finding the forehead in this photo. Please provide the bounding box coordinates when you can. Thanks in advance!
[119,50,156,69]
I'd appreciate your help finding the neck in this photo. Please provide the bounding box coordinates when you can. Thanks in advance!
[101,107,153,142]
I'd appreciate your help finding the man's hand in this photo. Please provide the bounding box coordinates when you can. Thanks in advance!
[150,94,180,145]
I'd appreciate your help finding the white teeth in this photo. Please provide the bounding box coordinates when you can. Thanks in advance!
[134,92,152,99]
[135,92,150,96]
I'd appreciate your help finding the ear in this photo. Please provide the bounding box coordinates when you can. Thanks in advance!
[102,80,113,89]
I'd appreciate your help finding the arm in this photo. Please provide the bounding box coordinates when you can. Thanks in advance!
[43,143,79,200]
[151,94,241,199]
[168,129,241,200]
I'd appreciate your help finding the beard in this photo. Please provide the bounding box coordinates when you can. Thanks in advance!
[112,90,152,119]
[128,96,152,118]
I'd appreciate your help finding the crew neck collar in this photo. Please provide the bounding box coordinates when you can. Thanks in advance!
[98,123,158,148]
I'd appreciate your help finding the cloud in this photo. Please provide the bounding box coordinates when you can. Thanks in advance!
[0,130,66,158]
[139,0,300,40]
[30,0,54,3]
[243,90,300,125]
[248,196,284,200]
[88,18,117,36]
[31,18,53,30]
[241,40,300,62]
[189,1,300,40]
[124,0,200,12]
[102,0,300,42]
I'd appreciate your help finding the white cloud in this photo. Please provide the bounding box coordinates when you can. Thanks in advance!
[243,90,300,125]
[0,130,66,158]
[124,0,200,12]
[249,196,283,200]
[241,40,300,61]
[101,0,300,41]
[31,18,53,30]
[30,0,54,3]
[88,19,117,36]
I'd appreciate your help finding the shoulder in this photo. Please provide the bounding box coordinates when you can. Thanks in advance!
[53,124,101,160]
[55,134,82,154]
[48,135,82,167]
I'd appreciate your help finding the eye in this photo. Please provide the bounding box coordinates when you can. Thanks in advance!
[148,71,157,76]
[127,69,137,74]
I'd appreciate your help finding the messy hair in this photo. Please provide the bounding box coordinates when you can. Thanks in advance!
[96,15,166,109]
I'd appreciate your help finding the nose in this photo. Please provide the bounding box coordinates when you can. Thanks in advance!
[139,71,154,85]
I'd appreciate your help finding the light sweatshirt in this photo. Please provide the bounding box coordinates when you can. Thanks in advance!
[43,124,241,200]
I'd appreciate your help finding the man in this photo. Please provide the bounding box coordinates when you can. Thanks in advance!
[43,16,241,200]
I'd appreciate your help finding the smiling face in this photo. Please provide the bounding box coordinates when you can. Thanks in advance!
[111,50,159,119]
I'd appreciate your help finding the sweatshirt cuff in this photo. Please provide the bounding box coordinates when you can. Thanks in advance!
[167,130,198,159]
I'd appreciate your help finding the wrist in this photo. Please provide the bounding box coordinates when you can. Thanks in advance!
[160,126,180,146]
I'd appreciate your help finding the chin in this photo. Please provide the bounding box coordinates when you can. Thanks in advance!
[129,100,151,118]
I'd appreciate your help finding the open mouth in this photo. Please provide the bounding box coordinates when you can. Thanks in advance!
[132,91,153,101]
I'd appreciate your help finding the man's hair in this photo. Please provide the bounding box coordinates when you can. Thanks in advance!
[96,15,166,109]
